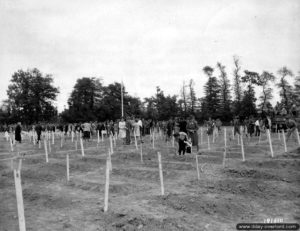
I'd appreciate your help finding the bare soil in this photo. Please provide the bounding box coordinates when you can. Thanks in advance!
[0,130,299,231]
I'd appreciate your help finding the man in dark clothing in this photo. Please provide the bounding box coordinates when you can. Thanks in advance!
[15,122,22,143]
[286,117,297,142]
[179,117,187,133]
[35,123,42,144]
[233,116,241,136]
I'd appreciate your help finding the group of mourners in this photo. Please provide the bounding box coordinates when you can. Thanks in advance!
[3,111,299,154]
[230,114,298,142]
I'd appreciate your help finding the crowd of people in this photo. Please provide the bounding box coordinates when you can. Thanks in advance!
[1,111,299,155]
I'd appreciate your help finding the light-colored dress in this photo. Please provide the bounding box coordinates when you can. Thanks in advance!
[133,122,141,137]
[118,121,126,138]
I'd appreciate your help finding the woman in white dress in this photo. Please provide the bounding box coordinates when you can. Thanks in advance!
[118,117,126,144]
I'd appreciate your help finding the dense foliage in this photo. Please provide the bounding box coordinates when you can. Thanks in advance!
[1,58,299,124]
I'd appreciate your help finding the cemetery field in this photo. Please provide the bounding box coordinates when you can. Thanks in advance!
[0,129,299,231]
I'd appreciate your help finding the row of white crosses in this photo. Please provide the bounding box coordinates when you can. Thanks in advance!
[5,125,300,227]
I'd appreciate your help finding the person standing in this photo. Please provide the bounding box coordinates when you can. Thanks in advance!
[178,131,188,155]
[15,122,22,143]
[286,117,297,142]
[35,123,42,144]
[118,117,126,144]
[133,118,141,143]
[233,116,241,136]
[125,117,132,145]
[255,118,260,137]
[82,121,91,141]
[179,117,187,133]
[166,119,173,142]
[137,117,143,142]
[187,116,199,152]
[207,117,214,136]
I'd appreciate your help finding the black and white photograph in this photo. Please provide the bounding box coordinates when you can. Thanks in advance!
[0,0,299,230]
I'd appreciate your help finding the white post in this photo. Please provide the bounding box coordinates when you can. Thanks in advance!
[134,131,138,150]
[44,139,48,163]
[13,159,26,231]
[295,128,300,146]
[108,150,112,171]
[66,154,70,182]
[282,130,287,152]
[113,135,116,147]
[240,133,245,162]
[224,127,227,148]
[104,155,110,212]
[60,133,63,148]
[172,130,175,147]
[157,152,164,195]
[152,131,155,149]
[48,138,51,153]
[33,132,36,146]
[195,154,200,180]
[140,143,143,163]
[212,129,215,143]
[267,129,274,158]
[207,134,210,150]
[222,150,226,168]
[110,134,114,154]
[200,127,203,144]
[71,131,74,143]
[97,130,100,143]
[10,136,14,152]
[80,138,85,157]
[38,139,41,149]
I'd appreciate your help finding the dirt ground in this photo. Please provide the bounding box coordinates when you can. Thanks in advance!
[0,128,299,231]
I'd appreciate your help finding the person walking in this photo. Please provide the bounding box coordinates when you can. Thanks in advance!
[187,115,199,152]
[35,123,42,144]
[286,116,297,142]
[255,119,260,137]
[82,121,91,141]
[118,117,126,144]
[15,122,22,143]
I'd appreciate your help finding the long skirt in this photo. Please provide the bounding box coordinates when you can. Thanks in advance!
[188,131,198,146]
[125,130,131,145]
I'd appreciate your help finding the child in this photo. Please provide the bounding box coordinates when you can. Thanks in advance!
[178,131,188,155]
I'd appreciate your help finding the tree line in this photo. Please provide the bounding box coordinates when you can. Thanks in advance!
[1,56,299,124]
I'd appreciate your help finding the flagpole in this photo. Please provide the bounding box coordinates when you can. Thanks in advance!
[121,81,124,117]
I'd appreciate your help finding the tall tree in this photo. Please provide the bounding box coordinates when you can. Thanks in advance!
[67,77,103,121]
[216,62,232,121]
[277,67,294,111]
[144,87,178,120]
[240,70,259,117]
[7,68,59,123]
[202,66,221,119]
[258,71,275,111]
[180,81,188,117]
[188,79,197,115]
[232,56,243,115]
[293,72,300,107]
[96,82,123,121]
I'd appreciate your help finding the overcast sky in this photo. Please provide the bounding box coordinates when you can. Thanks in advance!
[1,0,299,112]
